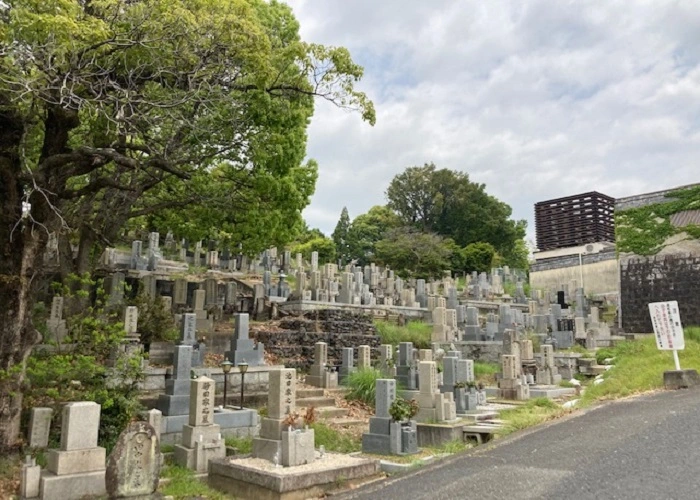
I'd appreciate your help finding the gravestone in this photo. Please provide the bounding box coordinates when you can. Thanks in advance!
[106,421,161,498]
[396,342,417,390]
[39,402,106,499]
[306,342,338,389]
[253,368,315,467]
[46,296,67,343]
[156,345,193,416]
[225,313,264,366]
[415,361,456,422]
[174,376,226,472]
[339,347,355,384]
[378,344,395,376]
[21,455,41,499]
[28,407,53,448]
[361,379,418,456]
[357,345,371,370]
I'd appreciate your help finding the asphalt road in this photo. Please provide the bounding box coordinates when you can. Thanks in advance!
[339,389,700,500]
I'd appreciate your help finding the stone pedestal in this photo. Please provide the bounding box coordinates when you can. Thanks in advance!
[39,402,106,500]
[174,377,225,472]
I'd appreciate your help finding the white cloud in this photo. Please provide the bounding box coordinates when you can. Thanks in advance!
[284,0,700,239]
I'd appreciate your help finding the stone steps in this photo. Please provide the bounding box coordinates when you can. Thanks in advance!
[323,416,366,427]
[297,388,325,398]
[296,396,337,407]
[315,407,350,418]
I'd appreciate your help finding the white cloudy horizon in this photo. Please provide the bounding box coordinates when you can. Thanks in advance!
[284,1,700,242]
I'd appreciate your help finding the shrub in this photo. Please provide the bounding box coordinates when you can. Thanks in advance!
[345,368,383,407]
[388,397,419,422]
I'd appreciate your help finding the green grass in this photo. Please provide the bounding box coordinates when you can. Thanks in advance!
[474,361,499,384]
[375,320,432,349]
[160,465,230,499]
[426,438,471,455]
[498,398,569,436]
[160,444,175,453]
[581,328,700,405]
[345,368,383,407]
[311,423,362,453]
[224,435,253,454]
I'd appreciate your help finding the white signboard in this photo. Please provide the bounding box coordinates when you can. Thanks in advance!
[648,301,685,351]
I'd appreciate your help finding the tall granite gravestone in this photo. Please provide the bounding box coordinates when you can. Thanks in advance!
[253,368,315,467]
[306,342,338,389]
[46,296,67,343]
[38,402,106,499]
[28,407,53,448]
[415,361,457,422]
[378,344,395,376]
[175,376,225,472]
[396,342,417,390]
[536,344,562,385]
[225,313,264,366]
[106,421,161,498]
[156,345,193,417]
[357,345,371,370]
[339,347,355,384]
[361,379,418,456]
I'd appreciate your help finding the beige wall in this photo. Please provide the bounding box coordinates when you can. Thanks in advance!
[530,259,619,296]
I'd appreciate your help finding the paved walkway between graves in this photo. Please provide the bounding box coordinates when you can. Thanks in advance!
[339,388,700,500]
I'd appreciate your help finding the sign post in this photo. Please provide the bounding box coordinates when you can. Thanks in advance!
[648,300,684,370]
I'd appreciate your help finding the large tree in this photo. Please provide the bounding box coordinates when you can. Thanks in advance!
[374,227,455,279]
[385,164,526,262]
[345,205,401,266]
[0,0,373,450]
[331,207,351,265]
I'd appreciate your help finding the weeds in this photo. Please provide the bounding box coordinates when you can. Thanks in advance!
[346,368,383,407]
[224,435,253,454]
[375,321,432,349]
[311,423,362,453]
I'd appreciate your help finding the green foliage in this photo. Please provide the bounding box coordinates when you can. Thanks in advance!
[332,207,352,265]
[388,397,420,422]
[615,185,700,255]
[345,368,383,407]
[457,242,496,273]
[345,205,402,266]
[581,330,700,404]
[160,465,227,499]
[311,423,362,453]
[374,321,432,349]
[375,227,454,278]
[385,163,527,266]
[131,293,178,346]
[473,362,500,377]
[224,435,253,454]
[24,275,144,453]
[291,234,337,264]
[2,0,375,274]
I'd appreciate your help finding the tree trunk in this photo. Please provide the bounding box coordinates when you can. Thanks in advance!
[0,104,42,451]
[0,104,77,451]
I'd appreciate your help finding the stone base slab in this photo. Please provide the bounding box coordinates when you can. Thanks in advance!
[208,454,380,500]
[664,369,700,390]
[416,421,465,447]
[46,447,106,476]
[39,470,106,500]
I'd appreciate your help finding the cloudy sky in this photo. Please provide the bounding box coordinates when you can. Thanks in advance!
[284,1,700,242]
